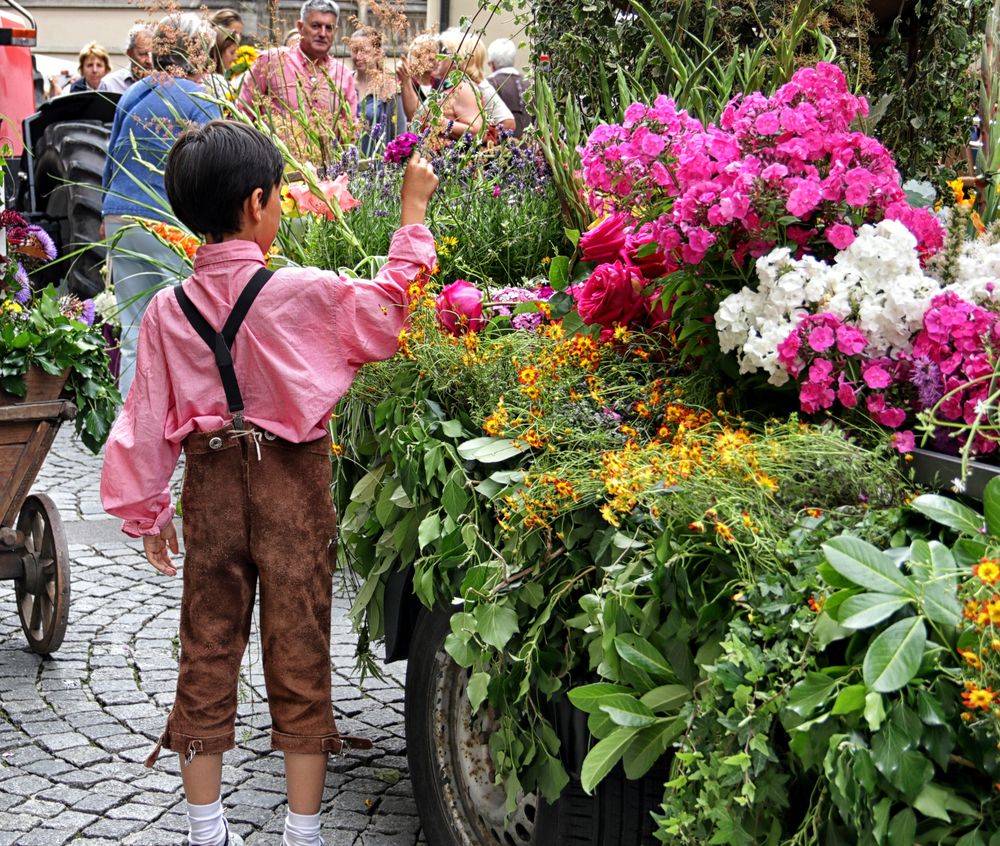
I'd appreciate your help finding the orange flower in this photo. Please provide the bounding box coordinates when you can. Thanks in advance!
[963,686,995,710]
[518,366,540,386]
[974,557,1000,585]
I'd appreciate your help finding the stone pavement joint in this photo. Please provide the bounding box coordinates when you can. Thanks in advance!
[0,429,426,845]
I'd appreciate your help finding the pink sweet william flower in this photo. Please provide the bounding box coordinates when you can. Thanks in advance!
[807,324,835,352]
[800,380,836,413]
[436,280,485,335]
[861,362,893,389]
[826,223,856,251]
[786,180,822,218]
[837,377,858,408]
[891,430,915,454]
[835,324,867,356]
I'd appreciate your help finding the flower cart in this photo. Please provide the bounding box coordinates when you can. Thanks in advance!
[0,367,74,654]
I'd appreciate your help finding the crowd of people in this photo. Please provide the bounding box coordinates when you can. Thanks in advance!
[93,0,530,397]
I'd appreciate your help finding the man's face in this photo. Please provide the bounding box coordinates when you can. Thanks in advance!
[128,33,153,75]
[297,11,336,61]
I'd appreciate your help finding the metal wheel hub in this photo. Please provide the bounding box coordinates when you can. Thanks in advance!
[431,646,536,846]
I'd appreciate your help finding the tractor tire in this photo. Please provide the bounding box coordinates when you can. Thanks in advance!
[405,606,538,846]
[532,766,665,846]
[33,120,110,298]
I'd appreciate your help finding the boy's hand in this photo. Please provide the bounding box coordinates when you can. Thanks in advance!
[400,153,438,226]
[143,520,179,577]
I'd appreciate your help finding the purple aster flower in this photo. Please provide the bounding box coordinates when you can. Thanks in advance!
[13,262,31,303]
[80,299,96,326]
[512,312,543,331]
[26,225,57,260]
[910,357,944,409]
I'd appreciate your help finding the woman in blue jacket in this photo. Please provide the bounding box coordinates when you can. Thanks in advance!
[102,12,222,398]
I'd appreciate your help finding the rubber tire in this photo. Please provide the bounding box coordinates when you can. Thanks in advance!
[532,766,664,846]
[33,120,110,298]
[405,606,474,846]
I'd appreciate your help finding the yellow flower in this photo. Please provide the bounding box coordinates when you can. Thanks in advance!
[974,557,1000,585]
[959,649,983,670]
[600,504,620,526]
[330,443,344,456]
[280,185,297,216]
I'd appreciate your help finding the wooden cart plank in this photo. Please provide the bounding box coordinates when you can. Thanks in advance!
[0,401,75,424]
[0,418,63,528]
[0,422,36,447]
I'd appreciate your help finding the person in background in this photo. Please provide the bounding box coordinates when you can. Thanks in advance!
[283,27,302,48]
[99,25,155,94]
[487,37,530,137]
[350,25,405,155]
[239,0,356,137]
[102,12,221,399]
[396,31,437,123]
[409,27,484,143]
[204,7,243,99]
[463,34,515,137]
[48,41,111,97]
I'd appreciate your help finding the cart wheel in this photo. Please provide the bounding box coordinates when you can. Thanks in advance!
[15,494,70,655]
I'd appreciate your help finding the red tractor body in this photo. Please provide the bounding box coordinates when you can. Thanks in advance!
[0,7,37,156]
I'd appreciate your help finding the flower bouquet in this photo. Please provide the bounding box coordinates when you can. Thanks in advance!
[0,211,120,452]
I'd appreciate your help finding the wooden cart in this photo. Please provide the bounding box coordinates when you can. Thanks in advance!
[0,369,75,654]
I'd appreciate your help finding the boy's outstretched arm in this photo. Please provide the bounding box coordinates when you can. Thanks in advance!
[400,152,439,227]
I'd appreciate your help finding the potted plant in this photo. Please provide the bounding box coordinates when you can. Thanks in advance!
[0,210,120,452]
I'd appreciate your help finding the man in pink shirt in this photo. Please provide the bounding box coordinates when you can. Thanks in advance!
[239,0,357,140]
[100,120,437,846]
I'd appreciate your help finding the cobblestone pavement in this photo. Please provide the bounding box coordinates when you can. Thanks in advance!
[0,428,423,845]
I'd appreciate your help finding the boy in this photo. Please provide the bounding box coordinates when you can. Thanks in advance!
[100,120,438,846]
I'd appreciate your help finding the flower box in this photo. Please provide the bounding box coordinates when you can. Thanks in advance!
[909,446,1000,502]
[0,367,68,407]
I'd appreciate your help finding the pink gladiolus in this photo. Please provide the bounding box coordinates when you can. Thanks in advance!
[287,175,359,219]
[436,280,485,335]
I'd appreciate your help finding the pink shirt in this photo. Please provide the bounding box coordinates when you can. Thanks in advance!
[239,44,357,121]
[100,225,435,538]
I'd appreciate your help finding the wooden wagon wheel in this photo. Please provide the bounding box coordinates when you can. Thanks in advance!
[14,494,70,655]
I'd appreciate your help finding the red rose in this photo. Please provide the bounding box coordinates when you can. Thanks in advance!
[579,213,629,263]
[436,280,485,335]
[574,261,645,328]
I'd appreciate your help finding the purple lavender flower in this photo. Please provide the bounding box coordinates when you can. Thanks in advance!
[26,225,57,261]
[383,132,421,164]
[80,299,96,326]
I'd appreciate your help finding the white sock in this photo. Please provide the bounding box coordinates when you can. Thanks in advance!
[283,809,322,846]
[187,798,228,846]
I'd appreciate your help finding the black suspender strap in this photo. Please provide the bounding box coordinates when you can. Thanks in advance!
[174,266,274,431]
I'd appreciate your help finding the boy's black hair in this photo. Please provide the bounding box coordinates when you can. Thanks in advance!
[165,120,284,242]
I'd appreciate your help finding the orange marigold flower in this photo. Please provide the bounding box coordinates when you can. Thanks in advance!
[554,480,575,498]
[963,686,995,710]
[519,366,540,386]
[806,508,822,518]
[714,521,734,543]
[960,649,984,670]
[330,443,344,456]
[975,557,1000,585]
[689,521,705,534]
[807,594,825,613]
[963,599,980,621]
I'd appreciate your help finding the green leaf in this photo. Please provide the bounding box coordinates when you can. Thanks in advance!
[622,717,684,780]
[831,684,867,715]
[985,476,1000,536]
[548,255,570,291]
[864,692,885,731]
[822,537,913,596]
[417,512,441,550]
[913,782,951,822]
[442,471,470,521]
[349,465,386,504]
[456,437,527,464]
[475,603,519,650]
[838,593,911,629]
[467,672,490,712]
[639,684,690,712]
[921,580,962,626]
[863,617,927,693]
[440,419,465,438]
[786,672,837,717]
[580,727,635,794]
[614,635,676,682]
[568,683,633,714]
[597,695,660,728]
[887,808,916,846]
[911,494,985,536]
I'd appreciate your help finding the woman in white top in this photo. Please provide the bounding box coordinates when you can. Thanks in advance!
[463,33,516,135]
